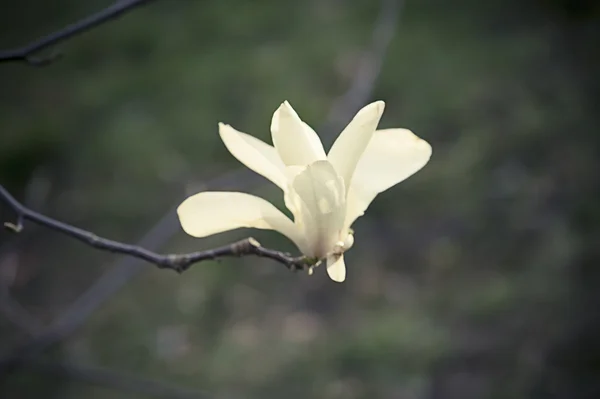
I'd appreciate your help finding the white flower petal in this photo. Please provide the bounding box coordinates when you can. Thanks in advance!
[344,128,432,228]
[327,101,385,188]
[270,101,326,166]
[326,254,346,282]
[282,165,308,224]
[219,123,287,190]
[284,165,307,183]
[290,160,346,258]
[177,191,302,249]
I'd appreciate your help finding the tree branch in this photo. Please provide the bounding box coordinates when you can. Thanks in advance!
[324,0,402,132]
[0,184,309,273]
[0,0,157,65]
[0,0,401,378]
[0,287,45,336]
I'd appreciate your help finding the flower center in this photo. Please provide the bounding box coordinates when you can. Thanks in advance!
[332,232,354,256]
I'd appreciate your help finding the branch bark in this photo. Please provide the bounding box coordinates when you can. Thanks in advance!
[0,0,402,380]
[0,0,157,65]
[0,184,309,273]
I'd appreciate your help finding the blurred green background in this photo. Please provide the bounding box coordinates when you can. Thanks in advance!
[0,0,599,398]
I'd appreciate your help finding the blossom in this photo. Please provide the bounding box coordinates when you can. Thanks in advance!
[177,101,432,282]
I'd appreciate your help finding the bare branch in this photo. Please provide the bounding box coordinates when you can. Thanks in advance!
[0,184,309,273]
[26,360,211,399]
[324,0,402,132]
[0,203,180,376]
[0,0,157,65]
[0,0,402,378]
[0,182,309,376]
[0,287,45,336]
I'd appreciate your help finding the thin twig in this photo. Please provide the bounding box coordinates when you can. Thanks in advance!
[0,182,309,376]
[323,0,402,134]
[0,0,156,65]
[0,202,180,377]
[0,184,308,273]
[0,0,402,377]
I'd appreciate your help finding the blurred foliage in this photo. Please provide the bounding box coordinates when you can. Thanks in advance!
[0,0,598,398]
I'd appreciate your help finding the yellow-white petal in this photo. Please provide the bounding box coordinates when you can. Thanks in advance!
[282,165,308,226]
[177,191,303,249]
[327,101,385,188]
[326,254,346,282]
[219,123,287,190]
[289,160,346,258]
[344,128,432,228]
[270,101,326,166]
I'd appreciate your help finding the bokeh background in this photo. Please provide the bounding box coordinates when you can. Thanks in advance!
[1,0,599,398]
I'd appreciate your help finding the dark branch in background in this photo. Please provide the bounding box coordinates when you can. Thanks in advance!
[324,0,402,133]
[0,0,402,381]
[0,286,44,336]
[0,0,156,65]
[0,181,309,376]
[0,301,210,398]
[26,360,211,399]
[0,184,309,273]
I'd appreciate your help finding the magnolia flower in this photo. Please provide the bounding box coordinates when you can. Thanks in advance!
[177,101,431,282]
